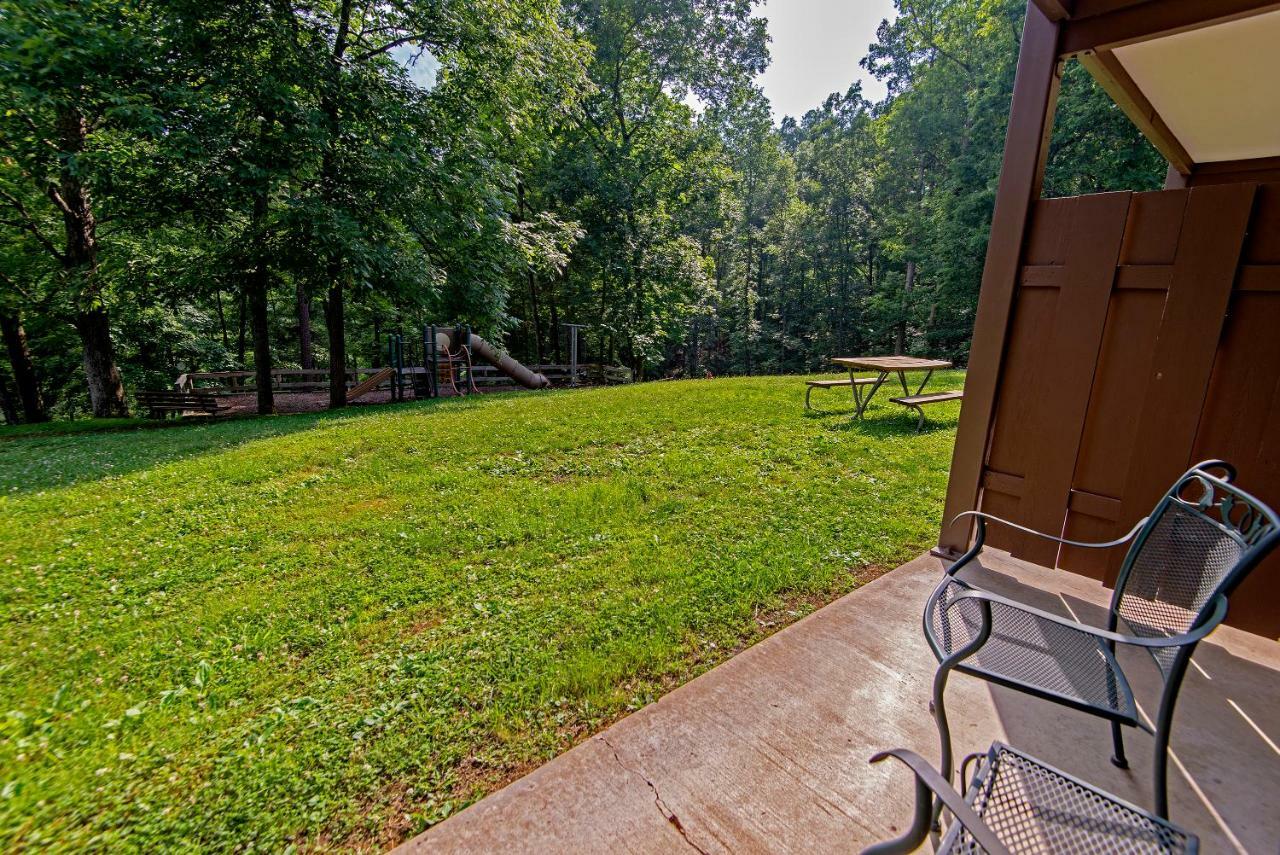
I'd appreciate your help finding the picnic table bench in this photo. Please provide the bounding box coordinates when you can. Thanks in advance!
[804,377,880,410]
[137,389,230,420]
[889,389,964,431]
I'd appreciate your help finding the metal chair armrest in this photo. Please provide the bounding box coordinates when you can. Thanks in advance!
[944,589,1228,650]
[951,511,1147,550]
[940,512,1145,580]
[863,749,1011,855]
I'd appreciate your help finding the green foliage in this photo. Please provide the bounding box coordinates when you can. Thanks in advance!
[0,375,962,848]
[1,0,1167,416]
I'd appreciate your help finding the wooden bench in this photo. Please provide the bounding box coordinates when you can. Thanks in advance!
[805,377,880,410]
[137,390,230,420]
[889,390,964,432]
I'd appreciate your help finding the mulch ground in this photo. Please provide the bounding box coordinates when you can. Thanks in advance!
[220,386,526,416]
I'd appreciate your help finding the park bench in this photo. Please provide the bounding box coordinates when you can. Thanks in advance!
[136,389,230,420]
[804,377,879,411]
[888,389,963,432]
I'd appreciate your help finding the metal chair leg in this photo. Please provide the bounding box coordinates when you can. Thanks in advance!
[1153,725,1171,819]
[1110,720,1129,769]
[930,598,993,831]
[931,665,956,831]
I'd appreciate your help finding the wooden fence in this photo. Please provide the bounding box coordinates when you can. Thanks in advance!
[967,182,1280,635]
[174,363,632,394]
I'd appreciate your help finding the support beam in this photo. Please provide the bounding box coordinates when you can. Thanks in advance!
[1188,155,1280,186]
[1033,0,1072,21]
[937,2,1063,557]
[1077,49,1194,175]
[1061,0,1280,55]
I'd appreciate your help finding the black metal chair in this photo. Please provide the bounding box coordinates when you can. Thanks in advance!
[925,460,1279,818]
[863,742,1198,854]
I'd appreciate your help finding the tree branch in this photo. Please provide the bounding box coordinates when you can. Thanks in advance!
[351,32,434,64]
[0,187,66,263]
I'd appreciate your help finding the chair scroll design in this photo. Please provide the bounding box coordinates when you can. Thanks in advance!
[926,460,1280,819]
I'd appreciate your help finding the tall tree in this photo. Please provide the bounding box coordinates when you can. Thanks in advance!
[546,0,768,375]
[0,0,168,415]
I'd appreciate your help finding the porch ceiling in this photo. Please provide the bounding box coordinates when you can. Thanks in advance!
[1110,9,1280,163]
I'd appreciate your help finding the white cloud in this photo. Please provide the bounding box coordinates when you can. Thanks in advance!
[756,0,897,120]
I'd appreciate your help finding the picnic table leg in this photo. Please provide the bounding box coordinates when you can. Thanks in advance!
[855,371,889,419]
[908,404,926,433]
[913,369,935,395]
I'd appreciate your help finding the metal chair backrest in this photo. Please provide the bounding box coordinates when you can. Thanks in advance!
[1110,460,1280,677]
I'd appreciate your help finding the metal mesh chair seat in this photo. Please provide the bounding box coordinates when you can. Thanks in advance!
[926,461,1279,819]
[927,579,1137,720]
[940,744,1196,855]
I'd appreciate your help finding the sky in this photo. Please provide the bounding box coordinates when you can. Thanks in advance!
[393,1,899,122]
[756,0,898,120]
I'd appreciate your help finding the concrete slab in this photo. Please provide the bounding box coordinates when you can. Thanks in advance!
[397,551,1280,853]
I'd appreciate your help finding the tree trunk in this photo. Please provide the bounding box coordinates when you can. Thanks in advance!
[75,307,127,416]
[247,191,273,414]
[237,287,247,363]
[214,289,230,349]
[1,312,47,422]
[321,0,353,410]
[527,270,544,364]
[326,278,346,408]
[0,376,16,425]
[54,106,127,417]
[895,259,916,356]
[547,279,562,364]
[296,281,314,369]
[516,183,545,364]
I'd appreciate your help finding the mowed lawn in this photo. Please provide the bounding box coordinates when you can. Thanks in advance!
[0,374,963,850]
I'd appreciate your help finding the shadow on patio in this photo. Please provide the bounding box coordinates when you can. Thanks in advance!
[397,551,1279,853]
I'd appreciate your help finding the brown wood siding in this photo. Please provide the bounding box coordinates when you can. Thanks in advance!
[974,182,1280,636]
[1189,183,1280,635]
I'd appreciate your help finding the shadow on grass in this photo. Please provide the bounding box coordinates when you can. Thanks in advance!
[822,406,960,437]
[0,395,486,495]
[802,407,858,419]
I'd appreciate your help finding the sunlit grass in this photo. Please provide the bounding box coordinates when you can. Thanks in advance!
[0,374,962,850]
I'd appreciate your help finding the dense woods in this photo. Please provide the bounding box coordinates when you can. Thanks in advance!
[0,0,1163,421]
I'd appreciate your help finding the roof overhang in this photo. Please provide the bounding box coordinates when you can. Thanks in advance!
[1039,0,1280,176]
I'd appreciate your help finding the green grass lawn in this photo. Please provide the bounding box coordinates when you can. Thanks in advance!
[0,374,962,851]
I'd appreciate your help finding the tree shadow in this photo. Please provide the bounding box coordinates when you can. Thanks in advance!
[802,407,857,419]
[0,395,484,495]
[821,406,960,437]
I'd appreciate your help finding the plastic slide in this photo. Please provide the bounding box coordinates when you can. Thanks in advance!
[436,328,551,390]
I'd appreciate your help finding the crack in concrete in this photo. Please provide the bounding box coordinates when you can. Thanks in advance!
[599,736,713,855]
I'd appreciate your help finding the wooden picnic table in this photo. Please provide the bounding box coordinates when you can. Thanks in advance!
[831,356,953,419]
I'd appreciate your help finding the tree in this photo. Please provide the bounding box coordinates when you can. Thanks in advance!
[542,0,768,376]
[0,0,174,416]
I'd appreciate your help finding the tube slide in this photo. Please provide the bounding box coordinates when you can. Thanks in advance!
[436,329,551,389]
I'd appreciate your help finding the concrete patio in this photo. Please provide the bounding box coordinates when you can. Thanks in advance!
[398,550,1280,853]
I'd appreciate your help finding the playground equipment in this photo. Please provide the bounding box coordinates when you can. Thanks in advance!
[175,323,624,405]
[436,326,550,391]
[563,323,588,387]
[382,325,551,400]
[347,367,396,402]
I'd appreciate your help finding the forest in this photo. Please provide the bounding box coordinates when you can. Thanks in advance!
[0,0,1164,421]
